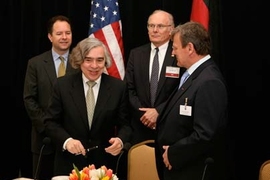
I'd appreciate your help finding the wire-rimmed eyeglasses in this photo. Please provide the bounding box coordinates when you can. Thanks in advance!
[147,24,172,30]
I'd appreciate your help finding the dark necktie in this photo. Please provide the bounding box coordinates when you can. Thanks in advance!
[86,81,96,129]
[58,56,66,77]
[150,48,159,106]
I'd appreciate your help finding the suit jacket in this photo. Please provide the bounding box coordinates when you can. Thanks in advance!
[155,59,231,180]
[23,50,78,154]
[44,72,132,176]
[124,41,182,144]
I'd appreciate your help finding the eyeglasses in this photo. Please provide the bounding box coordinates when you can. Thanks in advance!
[147,24,171,30]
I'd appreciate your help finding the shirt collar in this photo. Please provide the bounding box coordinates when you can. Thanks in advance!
[52,49,69,62]
[187,54,211,75]
[82,73,102,85]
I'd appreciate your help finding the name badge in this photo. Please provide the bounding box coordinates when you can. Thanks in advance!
[179,105,192,116]
[165,66,180,78]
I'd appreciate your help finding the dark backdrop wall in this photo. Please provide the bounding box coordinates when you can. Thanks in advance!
[2,0,268,179]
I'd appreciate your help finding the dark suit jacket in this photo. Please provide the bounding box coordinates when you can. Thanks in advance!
[44,72,132,176]
[155,59,231,180]
[23,50,78,154]
[124,41,181,144]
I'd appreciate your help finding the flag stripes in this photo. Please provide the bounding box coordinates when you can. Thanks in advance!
[89,0,125,80]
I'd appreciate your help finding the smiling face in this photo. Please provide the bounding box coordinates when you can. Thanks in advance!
[80,46,106,81]
[48,20,72,55]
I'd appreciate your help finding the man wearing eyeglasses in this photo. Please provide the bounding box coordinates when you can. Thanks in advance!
[124,10,182,146]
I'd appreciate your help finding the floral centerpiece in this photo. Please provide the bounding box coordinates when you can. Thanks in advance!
[69,164,118,180]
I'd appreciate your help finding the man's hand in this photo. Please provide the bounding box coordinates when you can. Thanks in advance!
[139,108,158,129]
[105,137,123,156]
[66,138,86,156]
[163,145,172,170]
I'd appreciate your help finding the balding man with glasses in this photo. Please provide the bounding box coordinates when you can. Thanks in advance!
[125,10,183,146]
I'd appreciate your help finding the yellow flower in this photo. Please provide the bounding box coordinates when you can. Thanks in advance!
[69,164,118,180]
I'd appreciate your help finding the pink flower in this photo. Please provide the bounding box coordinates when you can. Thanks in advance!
[69,164,118,180]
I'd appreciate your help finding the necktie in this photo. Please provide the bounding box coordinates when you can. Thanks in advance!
[150,48,159,107]
[58,56,66,77]
[179,71,190,88]
[86,81,96,129]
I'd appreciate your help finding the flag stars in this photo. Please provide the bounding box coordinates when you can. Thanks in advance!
[89,0,121,34]
[95,2,100,8]
[104,6,109,11]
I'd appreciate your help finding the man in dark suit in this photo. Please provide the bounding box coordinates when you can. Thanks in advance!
[43,37,132,177]
[23,15,78,180]
[155,22,232,180]
[124,10,181,145]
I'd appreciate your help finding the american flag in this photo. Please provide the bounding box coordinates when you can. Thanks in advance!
[89,0,125,80]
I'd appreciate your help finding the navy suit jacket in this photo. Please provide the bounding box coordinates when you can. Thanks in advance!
[44,72,132,175]
[155,59,231,180]
[124,41,182,144]
[23,50,78,154]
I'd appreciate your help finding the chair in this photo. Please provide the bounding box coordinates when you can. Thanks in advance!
[259,160,270,180]
[127,139,159,180]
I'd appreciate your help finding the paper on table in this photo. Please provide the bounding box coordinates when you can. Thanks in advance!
[51,176,69,180]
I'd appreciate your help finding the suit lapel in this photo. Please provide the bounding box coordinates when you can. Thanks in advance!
[159,82,190,123]
[156,43,177,97]
[70,73,90,130]
[43,51,57,86]
[91,74,110,127]
[158,59,214,123]
[140,44,177,103]
[141,45,152,100]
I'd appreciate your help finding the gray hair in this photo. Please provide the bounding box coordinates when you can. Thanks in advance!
[69,37,112,69]
[148,9,175,28]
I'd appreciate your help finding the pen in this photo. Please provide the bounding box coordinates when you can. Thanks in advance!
[86,145,99,152]
[75,145,99,156]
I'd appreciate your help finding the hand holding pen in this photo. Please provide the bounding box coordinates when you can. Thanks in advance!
[75,146,99,156]
[65,138,98,156]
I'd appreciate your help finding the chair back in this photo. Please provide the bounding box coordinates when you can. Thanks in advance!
[127,139,159,180]
[259,160,270,180]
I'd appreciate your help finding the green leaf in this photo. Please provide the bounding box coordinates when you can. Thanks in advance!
[73,163,81,180]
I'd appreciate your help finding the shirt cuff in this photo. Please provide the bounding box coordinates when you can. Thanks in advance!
[116,137,123,149]
[63,137,73,151]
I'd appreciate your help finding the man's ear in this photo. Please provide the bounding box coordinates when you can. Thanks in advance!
[48,33,52,42]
